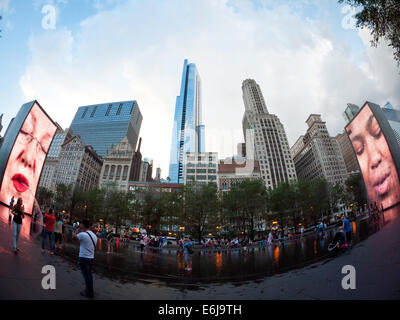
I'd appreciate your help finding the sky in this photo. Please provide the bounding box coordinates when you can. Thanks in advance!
[0,0,399,179]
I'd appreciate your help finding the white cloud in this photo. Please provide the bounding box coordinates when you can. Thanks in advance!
[19,0,400,178]
[0,0,9,12]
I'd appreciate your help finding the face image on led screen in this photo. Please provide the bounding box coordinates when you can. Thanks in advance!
[0,103,56,214]
[346,104,400,215]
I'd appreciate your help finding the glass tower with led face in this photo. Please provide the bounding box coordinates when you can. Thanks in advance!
[169,59,205,184]
[69,100,142,159]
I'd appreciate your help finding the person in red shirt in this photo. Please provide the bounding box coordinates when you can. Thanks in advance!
[42,208,56,254]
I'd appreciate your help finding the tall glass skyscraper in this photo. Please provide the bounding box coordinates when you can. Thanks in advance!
[169,59,205,184]
[69,100,142,158]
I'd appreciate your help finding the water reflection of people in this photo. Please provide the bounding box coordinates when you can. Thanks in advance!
[346,105,400,216]
[11,198,25,254]
[0,103,55,214]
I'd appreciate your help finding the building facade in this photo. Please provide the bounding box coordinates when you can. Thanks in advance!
[382,102,400,146]
[343,103,360,123]
[98,136,135,191]
[241,79,297,190]
[138,158,153,182]
[169,59,205,184]
[184,152,218,185]
[335,132,359,175]
[291,114,347,186]
[52,135,103,192]
[69,100,142,158]
[217,159,261,193]
[38,126,73,191]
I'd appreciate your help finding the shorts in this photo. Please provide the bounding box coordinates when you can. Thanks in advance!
[54,232,62,244]
[346,231,352,242]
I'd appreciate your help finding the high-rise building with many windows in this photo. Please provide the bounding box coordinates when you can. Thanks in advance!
[291,114,347,186]
[38,125,73,191]
[169,59,205,184]
[241,79,297,189]
[69,100,142,158]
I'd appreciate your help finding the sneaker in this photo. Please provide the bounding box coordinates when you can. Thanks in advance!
[41,249,46,253]
[49,251,54,255]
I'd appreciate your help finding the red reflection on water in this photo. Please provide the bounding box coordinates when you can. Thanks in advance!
[352,221,357,235]
[313,239,317,255]
[273,246,280,263]
[177,256,185,271]
[97,238,102,251]
[215,252,222,272]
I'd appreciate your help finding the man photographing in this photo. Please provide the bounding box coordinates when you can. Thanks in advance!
[73,219,98,298]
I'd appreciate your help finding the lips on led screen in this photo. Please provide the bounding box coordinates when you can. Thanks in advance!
[0,101,57,214]
[345,102,400,215]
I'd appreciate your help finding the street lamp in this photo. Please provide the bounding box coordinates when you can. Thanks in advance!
[179,226,185,239]
[216,225,222,239]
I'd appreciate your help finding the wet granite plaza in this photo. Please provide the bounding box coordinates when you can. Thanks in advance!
[0,204,385,285]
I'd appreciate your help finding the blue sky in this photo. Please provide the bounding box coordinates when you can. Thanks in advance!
[0,0,399,177]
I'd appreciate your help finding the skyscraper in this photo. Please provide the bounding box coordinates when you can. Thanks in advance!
[69,100,142,158]
[241,79,297,189]
[342,103,360,123]
[291,114,347,186]
[169,59,204,183]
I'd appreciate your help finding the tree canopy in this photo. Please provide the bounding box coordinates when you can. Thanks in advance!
[339,0,400,67]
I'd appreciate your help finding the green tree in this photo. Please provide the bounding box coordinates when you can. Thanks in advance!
[339,0,400,67]
[184,182,219,243]
[222,179,266,240]
[54,183,72,213]
[35,186,54,209]
[329,183,347,213]
[161,190,183,232]
[345,173,367,209]
[268,181,294,234]
[83,187,106,222]
[309,178,330,224]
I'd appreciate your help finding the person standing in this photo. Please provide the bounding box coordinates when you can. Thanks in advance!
[42,209,56,254]
[9,196,15,223]
[11,198,24,253]
[183,238,193,271]
[54,215,63,250]
[106,229,114,254]
[342,215,353,246]
[268,231,273,245]
[139,235,145,252]
[73,219,98,298]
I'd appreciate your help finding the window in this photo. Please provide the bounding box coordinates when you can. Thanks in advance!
[81,107,89,118]
[105,104,112,116]
[122,166,128,181]
[90,106,97,117]
[116,103,123,115]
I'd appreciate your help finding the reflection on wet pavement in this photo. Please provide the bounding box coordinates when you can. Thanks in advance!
[0,204,390,285]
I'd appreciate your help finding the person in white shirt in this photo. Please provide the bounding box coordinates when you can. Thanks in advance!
[73,219,98,298]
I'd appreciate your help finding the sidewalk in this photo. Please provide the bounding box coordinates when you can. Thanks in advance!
[0,212,399,299]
